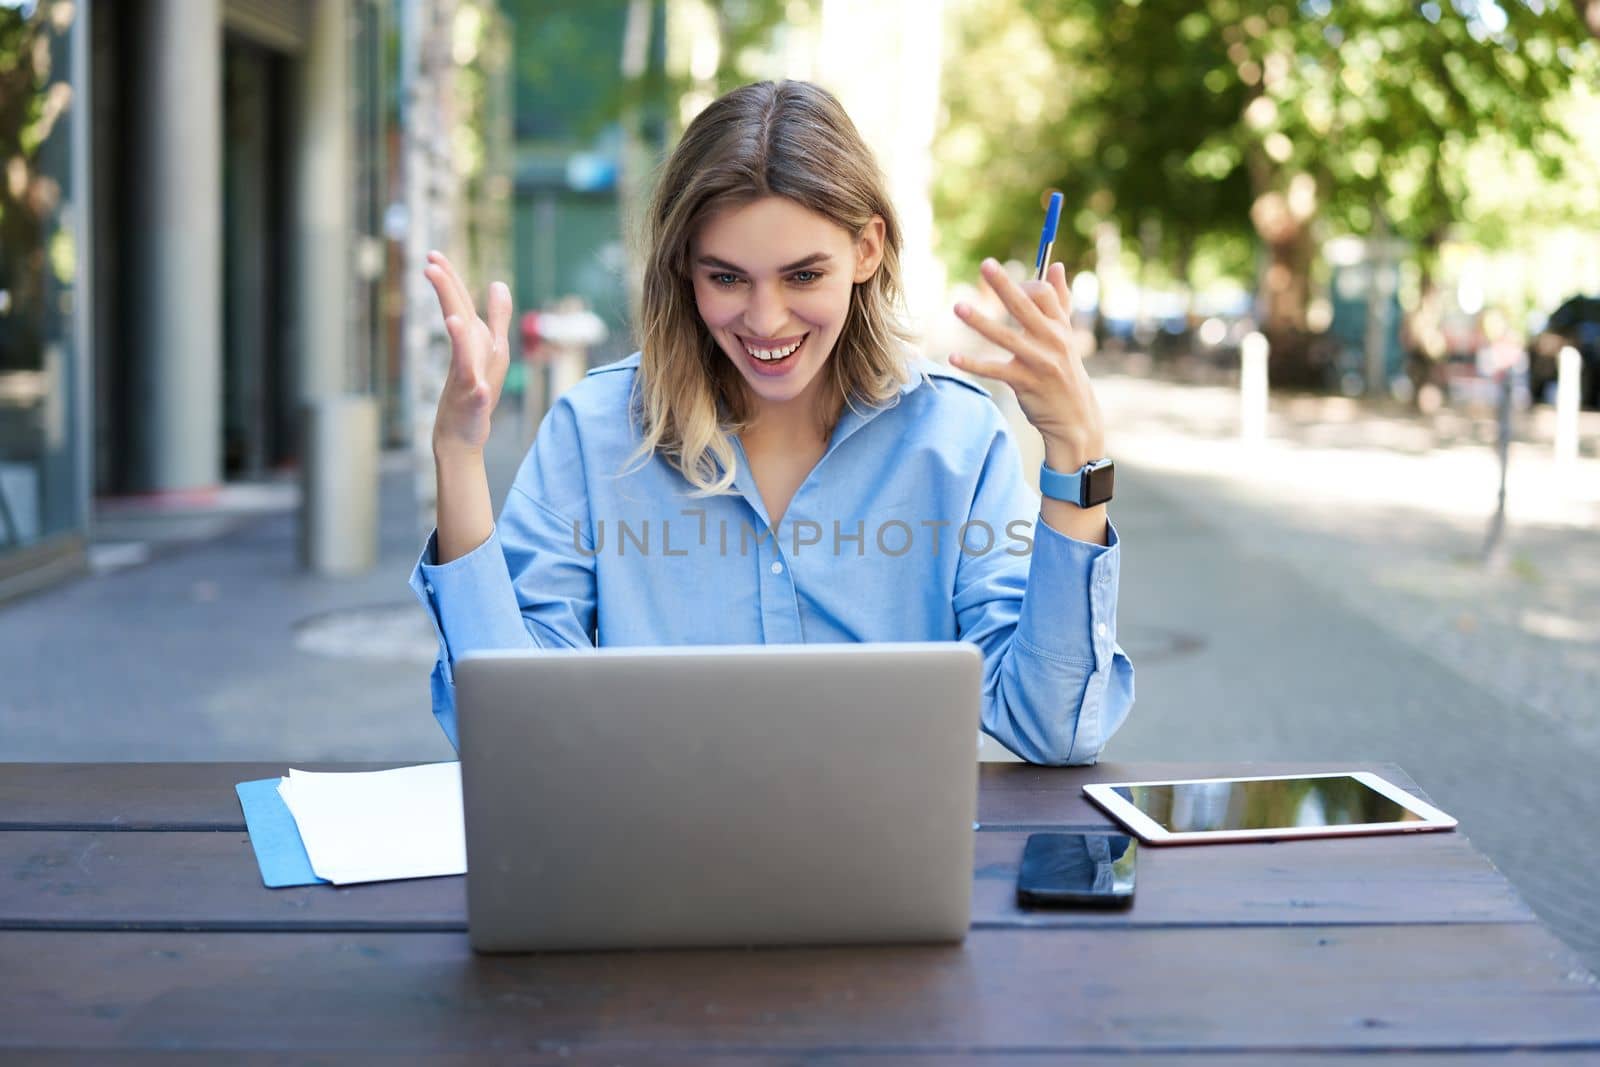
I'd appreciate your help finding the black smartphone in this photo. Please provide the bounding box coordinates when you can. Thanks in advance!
[1016,832,1136,908]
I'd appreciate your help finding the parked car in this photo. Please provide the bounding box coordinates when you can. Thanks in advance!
[1528,295,1600,409]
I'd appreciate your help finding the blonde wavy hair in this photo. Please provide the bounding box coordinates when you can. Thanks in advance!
[627,80,914,495]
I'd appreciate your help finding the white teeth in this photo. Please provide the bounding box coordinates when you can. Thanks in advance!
[744,337,803,361]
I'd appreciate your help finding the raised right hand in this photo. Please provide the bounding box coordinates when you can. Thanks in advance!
[425,250,513,456]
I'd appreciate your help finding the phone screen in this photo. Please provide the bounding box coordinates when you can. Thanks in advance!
[1016,832,1136,908]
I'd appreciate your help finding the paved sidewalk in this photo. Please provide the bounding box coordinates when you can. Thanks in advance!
[1090,368,1600,738]
[0,392,549,763]
[2,453,447,762]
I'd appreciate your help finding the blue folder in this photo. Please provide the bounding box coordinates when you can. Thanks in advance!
[235,778,330,888]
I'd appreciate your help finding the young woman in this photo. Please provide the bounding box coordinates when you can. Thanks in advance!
[410,79,1133,764]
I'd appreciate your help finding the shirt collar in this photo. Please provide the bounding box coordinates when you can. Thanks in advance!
[897,358,932,397]
[816,359,925,462]
[619,349,929,410]
[619,348,927,451]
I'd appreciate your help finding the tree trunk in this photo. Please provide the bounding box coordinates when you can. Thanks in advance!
[1576,0,1600,38]
[1255,224,1319,386]
[1261,228,1312,335]
[1246,154,1320,386]
[1405,226,1449,406]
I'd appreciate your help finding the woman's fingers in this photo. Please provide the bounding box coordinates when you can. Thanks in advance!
[424,261,462,321]
[1019,279,1066,327]
[430,250,478,320]
[430,260,503,450]
[486,281,513,362]
[442,315,475,381]
[1049,261,1072,312]
[954,300,1048,373]
[1042,262,1095,385]
[424,252,462,315]
[948,350,1023,387]
[980,258,1055,339]
[427,252,480,337]
[427,255,504,371]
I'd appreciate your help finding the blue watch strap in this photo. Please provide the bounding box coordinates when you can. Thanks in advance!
[1039,459,1113,507]
[1038,461,1087,506]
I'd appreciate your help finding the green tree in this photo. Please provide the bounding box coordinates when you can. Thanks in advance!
[1206,0,1588,354]
[1576,0,1600,36]
[511,0,803,143]
[937,0,1597,372]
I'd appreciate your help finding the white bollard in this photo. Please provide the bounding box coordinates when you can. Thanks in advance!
[1240,331,1269,443]
[1554,345,1581,468]
[300,395,380,575]
[548,344,590,403]
[518,306,608,447]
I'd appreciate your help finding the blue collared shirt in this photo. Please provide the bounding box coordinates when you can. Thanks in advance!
[409,352,1134,764]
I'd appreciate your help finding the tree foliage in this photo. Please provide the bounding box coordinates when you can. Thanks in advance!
[936,0,1599,342]
[512,0,802,145]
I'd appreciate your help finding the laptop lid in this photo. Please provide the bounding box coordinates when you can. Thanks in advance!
[455,642,982,952]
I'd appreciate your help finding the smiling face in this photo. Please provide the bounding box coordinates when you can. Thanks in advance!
[690,196,884,427]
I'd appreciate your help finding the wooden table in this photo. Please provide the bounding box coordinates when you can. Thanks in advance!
[2,761,1597,1063]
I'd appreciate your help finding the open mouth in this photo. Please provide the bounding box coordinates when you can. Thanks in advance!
[739,333,808,371]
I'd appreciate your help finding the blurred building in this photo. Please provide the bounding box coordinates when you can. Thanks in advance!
[0,0,942,602]
[503,0,664,367]
[500,0,945,359]
[0,0,400,602]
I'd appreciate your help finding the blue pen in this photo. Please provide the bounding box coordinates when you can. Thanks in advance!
[1033,192,1063,281]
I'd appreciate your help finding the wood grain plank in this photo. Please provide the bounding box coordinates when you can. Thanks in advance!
[968,831,1532,927]
[12,1054,1600,1065]
[0,828,1534,931]
[0,830,465,930]
[0,763,403,830]
[0,762,1425,831]
[0,926,1595,1055]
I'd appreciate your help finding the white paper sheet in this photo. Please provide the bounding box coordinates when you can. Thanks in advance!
[275,762,467,885]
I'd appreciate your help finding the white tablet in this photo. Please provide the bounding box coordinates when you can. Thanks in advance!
[1083,771,1458,845]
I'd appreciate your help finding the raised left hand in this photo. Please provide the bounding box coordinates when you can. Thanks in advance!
[950,258,1105,471]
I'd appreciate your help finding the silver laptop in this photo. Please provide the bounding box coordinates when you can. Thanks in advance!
[454,642,982,952]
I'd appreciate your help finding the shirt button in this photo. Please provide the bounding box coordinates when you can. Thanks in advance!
[770,561,784,575]
[1096,622,1108,638]
[424,583,435,596]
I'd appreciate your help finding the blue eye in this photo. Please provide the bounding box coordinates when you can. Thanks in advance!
[791,270,821,284]
[710,273,742,287]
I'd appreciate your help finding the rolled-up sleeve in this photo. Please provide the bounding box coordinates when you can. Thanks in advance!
[406,398,598,750]
[953,424,1135,765]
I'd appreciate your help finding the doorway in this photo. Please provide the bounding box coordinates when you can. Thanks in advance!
[222,38,294,479]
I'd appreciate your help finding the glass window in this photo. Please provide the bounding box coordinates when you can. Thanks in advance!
[0,0,84,556]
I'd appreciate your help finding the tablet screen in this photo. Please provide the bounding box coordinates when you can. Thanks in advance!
[1123,775,1427,833]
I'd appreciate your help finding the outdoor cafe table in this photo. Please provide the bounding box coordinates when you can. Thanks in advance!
[1,760,1597,1062]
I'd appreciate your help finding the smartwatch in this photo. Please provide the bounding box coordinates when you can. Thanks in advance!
[1039,458,1115,508]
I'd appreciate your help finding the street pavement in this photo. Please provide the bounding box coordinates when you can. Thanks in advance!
[1,367,1596,974]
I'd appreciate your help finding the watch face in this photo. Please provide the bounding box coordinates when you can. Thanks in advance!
[1085,462,1115,506]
